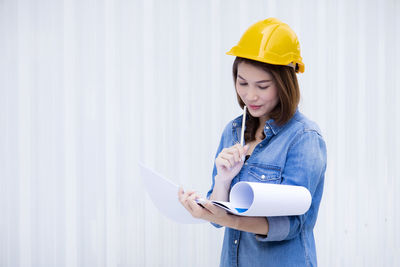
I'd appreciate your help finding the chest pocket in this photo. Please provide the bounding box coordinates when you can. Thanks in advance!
[247,163,282,184]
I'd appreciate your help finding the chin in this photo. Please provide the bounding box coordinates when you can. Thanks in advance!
[248,110,262,117]
[248,109,270,120]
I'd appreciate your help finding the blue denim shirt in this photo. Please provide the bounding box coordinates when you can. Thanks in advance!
[206,109,327,267]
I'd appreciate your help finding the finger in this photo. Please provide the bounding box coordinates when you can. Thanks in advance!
[182,200,194,213]
[227,144,239,153]
[188,200,210,218]
[187,199,201,213]
[227,145,240,162]
[178,187,184,202]
[216,157,232,169]
[220,147,238,164]
[188,192,199,200]
[237,145,245,159]
[204,201,225,215]
[187,194,208,217]
[219,155,233,168]
[231,145,244,162]
[234,143,242,149]
[183,191,197,207]
[221,148,228,154]
[203,201,218,214]
[189,193,209,208]
[179,192,194,213]
[231,146,241,162]
[188,193,201,205]
[200,199,214,211]
[181,190,196,203]
[188,194,200,207]
[220,153,235,167]
[178,187,184,198]
[185,191,196,200]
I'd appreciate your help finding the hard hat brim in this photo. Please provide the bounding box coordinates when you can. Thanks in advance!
[226,50,305,73]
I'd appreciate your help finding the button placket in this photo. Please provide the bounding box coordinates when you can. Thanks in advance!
[231,231,240,267]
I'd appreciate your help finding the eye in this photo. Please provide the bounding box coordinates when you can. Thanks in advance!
[239,82,248,86]
[259,86,270,89]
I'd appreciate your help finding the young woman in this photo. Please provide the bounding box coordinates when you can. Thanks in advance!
[178,18,327,267]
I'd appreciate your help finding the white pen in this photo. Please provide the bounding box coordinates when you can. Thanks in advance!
[240,106,247,161]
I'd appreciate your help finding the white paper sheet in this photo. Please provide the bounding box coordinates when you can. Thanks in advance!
[213,182,312,217]
[139,162,312,224]
[139,162,206,224]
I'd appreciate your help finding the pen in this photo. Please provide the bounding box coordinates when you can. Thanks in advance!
[240,106,247,161]
[240,106,246,146]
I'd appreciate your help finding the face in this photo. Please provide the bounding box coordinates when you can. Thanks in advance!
[236,62,279,123]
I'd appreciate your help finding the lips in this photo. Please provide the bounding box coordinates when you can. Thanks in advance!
[249,105,262,110]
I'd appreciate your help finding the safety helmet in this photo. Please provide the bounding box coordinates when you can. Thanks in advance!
[226,18,305,73]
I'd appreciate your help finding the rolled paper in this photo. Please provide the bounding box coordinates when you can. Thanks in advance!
[212,182,312,217]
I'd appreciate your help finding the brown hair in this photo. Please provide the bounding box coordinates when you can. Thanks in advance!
[232,57,300,143]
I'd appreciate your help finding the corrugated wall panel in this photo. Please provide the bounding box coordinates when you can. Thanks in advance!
[0,0,399,266]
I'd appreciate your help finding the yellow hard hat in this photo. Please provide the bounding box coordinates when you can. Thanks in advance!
[226,18,305,73]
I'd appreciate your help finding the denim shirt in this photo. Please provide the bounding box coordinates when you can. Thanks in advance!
[206,109,327,267]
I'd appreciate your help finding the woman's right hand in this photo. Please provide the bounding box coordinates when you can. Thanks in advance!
[215,143,249,184]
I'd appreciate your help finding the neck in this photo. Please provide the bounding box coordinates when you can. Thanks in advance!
[258,115,269,126]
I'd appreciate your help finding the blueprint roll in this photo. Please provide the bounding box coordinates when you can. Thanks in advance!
[211,182,312,217]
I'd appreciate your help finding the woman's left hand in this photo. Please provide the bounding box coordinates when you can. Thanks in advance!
[178,187,229,224]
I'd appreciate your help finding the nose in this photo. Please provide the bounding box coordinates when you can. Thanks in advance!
[247,87,258,101]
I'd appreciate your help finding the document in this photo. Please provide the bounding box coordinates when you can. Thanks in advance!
[139,163,312,224]
[139,162,206,224]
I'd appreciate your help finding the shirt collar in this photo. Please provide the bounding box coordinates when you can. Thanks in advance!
[265,118,282,135]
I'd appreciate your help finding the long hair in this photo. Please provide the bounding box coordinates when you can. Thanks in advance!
[232,57,300,143]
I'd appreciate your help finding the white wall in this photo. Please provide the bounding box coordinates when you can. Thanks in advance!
[1,0,399,266]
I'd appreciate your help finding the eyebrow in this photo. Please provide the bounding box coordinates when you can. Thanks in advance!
[238,75,271,83]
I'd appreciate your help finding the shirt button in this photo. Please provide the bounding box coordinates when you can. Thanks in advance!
[265,126,270,129]
[234,240,238,244]
[244,162,248,165]
[261,175,265,180]
[259,144,263,147]
[233,122,237,126]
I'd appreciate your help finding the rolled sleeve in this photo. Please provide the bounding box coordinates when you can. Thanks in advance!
[255,216,290,241]
[206,122,233,229]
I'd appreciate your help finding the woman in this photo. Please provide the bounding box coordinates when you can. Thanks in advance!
[178,18,327,267]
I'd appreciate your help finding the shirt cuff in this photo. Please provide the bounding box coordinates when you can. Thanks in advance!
[210,222,223,228]
[254,216,290,242]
